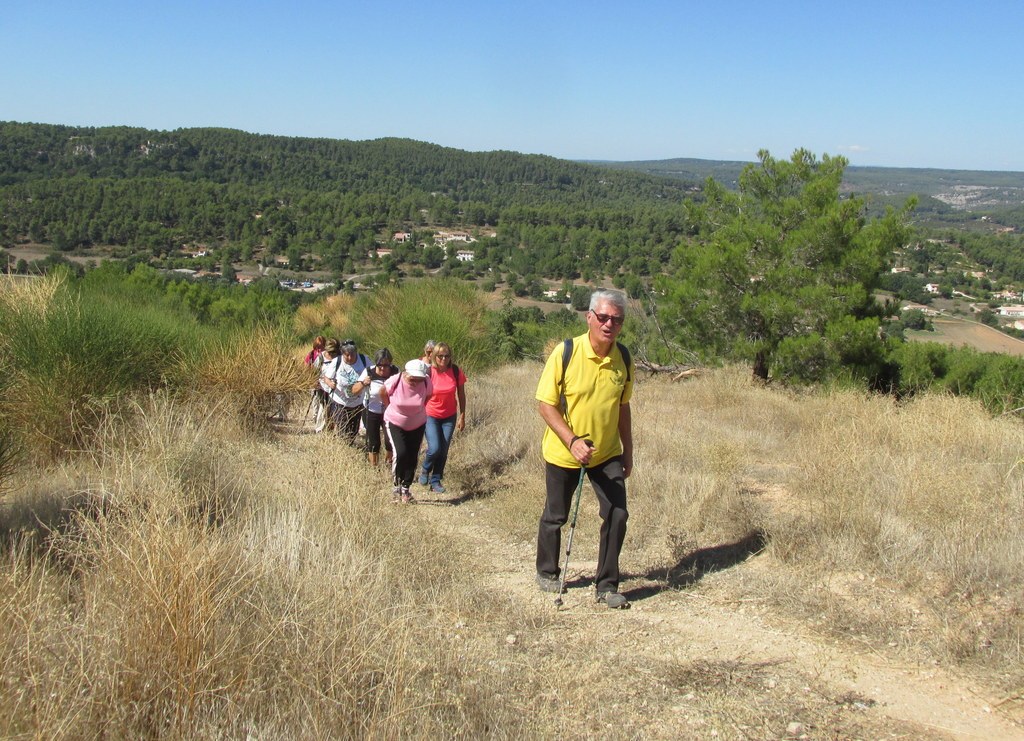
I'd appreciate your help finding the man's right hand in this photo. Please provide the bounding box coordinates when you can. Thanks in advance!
[570,437,594,465]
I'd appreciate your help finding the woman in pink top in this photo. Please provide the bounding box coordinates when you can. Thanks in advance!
[419,342,467,494]
[381,359,433,503]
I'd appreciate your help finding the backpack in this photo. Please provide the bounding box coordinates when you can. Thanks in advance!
[558,337,632,415]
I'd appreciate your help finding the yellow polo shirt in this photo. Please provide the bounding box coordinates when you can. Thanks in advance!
[536,333,634,469]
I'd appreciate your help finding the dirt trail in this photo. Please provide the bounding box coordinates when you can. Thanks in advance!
[413,492,1023,740]
[277,412,1021,738]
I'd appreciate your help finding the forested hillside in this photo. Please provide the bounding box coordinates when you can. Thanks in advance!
[0,121,694,282]
[0,122,690,203]
[10,121,1024,397]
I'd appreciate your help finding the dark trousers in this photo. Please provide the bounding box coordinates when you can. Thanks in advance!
[363,409,391,455]
[386,422,426,488]
[330,402,362,445]
[536,457,628,595]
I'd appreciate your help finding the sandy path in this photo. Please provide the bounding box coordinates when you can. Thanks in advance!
[415,493,1023,740]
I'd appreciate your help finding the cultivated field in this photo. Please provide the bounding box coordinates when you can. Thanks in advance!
[907,316,1024,356]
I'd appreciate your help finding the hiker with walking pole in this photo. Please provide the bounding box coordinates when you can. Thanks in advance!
[326,339,370,445]
[535,288,634,609]
[314,339,342,433]
[303,335,328,432]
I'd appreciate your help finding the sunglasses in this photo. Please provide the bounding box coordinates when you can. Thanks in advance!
[435,354,450,359]
[591,311,624,327]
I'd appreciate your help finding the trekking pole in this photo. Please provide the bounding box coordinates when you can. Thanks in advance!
[300,391,316,431]
[554,456,589,608]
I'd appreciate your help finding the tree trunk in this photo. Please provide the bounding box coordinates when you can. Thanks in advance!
[752,351,770,382]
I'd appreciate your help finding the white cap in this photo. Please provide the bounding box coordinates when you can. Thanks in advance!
[404,359,429,378]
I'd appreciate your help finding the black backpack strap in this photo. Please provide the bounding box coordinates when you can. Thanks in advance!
[616,341,632,402]
[617,342,631,382]
[558,337,573,416]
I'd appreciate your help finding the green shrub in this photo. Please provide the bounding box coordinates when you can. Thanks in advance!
[348,279,494,370]
[888,340,1024,413]
[974,354,1024,413]
[900,308,928,330]
[773,333,837,384]
[0,270,210,459]
[940,347,989,396]
[891,341,950,395]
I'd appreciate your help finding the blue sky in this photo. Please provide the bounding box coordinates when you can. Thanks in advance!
[4,1,1023,171]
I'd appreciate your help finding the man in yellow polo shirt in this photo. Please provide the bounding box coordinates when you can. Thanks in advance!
[535,289,634,609]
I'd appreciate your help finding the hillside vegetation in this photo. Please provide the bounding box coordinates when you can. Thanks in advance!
[7,122,1024,408]
[2,352,1022,737]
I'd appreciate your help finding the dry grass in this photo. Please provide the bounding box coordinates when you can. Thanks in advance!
[453,363,1024,687]
[0,272,65,320]
[2,362,1023,737]
[0,394,580,737]
[292,293,356,338]
[187,325,317,427]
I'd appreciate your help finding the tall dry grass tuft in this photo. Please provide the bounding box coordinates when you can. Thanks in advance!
[292,293,355,338]
[187,325,316,428]
[0,272,66,319]
[0,393,569,737]
[655,372,1023,676]
[781,390,1024,584]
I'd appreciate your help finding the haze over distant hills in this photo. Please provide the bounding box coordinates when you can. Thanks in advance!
[596,157,1024,211]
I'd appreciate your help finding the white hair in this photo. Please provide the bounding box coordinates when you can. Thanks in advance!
[589,289,627,314]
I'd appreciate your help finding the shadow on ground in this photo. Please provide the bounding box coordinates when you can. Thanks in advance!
[625,530,767,602]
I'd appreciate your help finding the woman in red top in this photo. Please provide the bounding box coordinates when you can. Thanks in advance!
[419,342,467,494]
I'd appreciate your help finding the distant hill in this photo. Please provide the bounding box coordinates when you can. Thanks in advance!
[4,121,1023,290]
[594,157,1024,212]
[0,122,696,280]
[0,121,686,209]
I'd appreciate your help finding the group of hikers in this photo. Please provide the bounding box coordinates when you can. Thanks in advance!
[303,288,635,609]
[304,337,467,504]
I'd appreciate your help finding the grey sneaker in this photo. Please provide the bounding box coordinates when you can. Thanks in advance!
[418,473,429,486]
[400,487,415,504]
[430,482,446,494]
[536,574,561,593]
[596,591,630,609]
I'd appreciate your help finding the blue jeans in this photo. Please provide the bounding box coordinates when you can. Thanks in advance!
[422,414,457,485]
